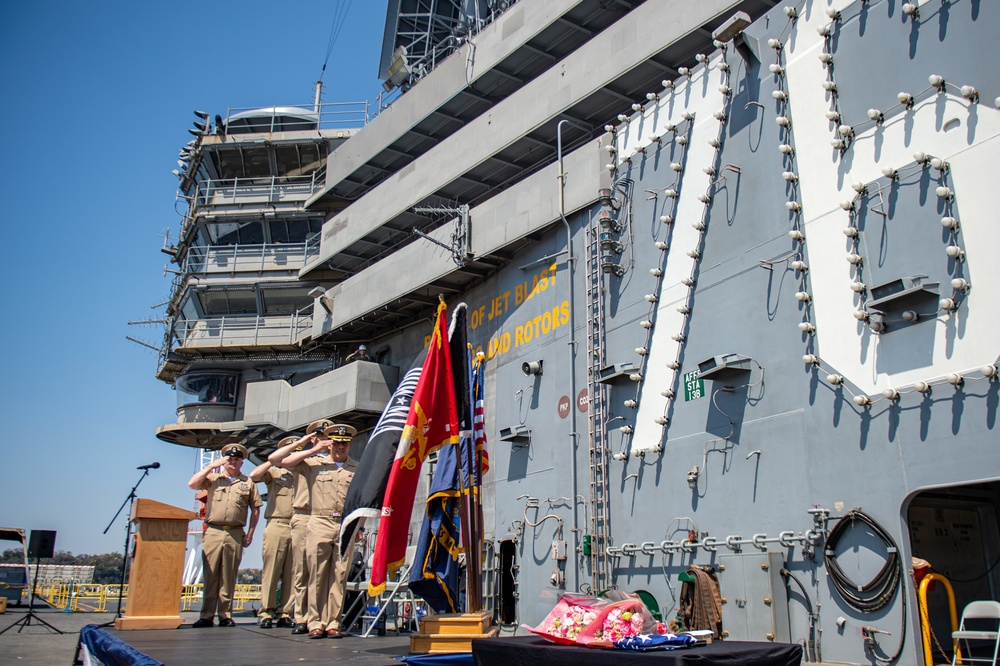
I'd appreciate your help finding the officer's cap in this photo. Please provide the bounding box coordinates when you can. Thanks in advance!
[221,443,247,458]
[306,419,334,436]
[323,423,357,442]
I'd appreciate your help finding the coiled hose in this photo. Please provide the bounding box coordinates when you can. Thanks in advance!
[824,508,902,612]
[824,508,906,664]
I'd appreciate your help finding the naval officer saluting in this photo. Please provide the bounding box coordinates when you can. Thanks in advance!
[273,423,358,638]
[249,442,297,629]
[188,443,262,627]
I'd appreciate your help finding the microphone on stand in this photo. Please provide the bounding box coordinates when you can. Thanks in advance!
[137,462,161,470]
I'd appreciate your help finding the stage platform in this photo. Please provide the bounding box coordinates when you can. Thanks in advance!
[0,607,412,665]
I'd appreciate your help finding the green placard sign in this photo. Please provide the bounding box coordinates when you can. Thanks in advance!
[684,370,704,401]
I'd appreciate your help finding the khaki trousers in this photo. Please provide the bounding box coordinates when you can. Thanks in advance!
[305,515,353,632]
[258,518,293,620]
[201,526,244,621]
[290,511,310,624]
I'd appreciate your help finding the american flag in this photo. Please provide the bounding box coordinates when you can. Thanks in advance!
[472,351,489,480]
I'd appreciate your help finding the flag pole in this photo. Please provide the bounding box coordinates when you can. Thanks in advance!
[449,302,480,613]
[465,351,485,613]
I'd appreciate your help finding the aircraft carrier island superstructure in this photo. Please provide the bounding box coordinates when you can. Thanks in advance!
[151,1,1000,663]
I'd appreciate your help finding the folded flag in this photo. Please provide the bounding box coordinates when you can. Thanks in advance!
[613,633,697,651]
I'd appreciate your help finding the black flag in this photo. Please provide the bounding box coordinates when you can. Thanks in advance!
[339,347,427,556]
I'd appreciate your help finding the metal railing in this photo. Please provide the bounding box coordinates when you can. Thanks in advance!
[223,100,373,131]
[193,171,324,207]
[183,242,311,275]
[173,312,312,350]
[36,581,264,613]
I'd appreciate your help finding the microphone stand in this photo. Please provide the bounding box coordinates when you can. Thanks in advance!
[101,468,153,624]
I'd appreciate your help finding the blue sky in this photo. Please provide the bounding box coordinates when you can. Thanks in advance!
[0,1,387,567]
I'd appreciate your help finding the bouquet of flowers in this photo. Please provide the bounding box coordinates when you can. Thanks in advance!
[523,594,608,644]
[576,597,657,646]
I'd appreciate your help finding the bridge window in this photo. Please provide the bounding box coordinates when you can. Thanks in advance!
[176,373,238,407]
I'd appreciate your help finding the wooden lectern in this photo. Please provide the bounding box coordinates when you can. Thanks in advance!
[114,498,196,630]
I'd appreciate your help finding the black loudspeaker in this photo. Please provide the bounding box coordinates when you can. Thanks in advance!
[27,530,56,559]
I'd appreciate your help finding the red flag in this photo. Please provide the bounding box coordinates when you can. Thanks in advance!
[369,301,460,596]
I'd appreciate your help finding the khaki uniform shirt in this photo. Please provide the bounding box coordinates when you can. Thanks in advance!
[201,473,263,527]
[262,467,294,521]
[291,463,311,512]
[302,455,357,518]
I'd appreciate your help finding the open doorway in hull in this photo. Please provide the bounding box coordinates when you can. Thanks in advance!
[906,480,1000,663]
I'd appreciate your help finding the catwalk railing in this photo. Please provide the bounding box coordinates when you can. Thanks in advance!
[173,312,313,349]
[183,242,314,275]
[192,172,325,208]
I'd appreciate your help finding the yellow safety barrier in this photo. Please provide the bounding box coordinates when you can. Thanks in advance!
[181,584,203,611]
[232,584,262,611]
[70,584,111,612]
[919,573,960,666]
[21,580,267,613]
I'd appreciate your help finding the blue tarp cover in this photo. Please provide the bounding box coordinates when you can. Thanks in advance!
[80,624,163,666]
[398,653,474,666]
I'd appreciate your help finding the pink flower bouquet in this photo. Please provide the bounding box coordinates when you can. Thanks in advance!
[576,597,657,646]
[523,594,608,645]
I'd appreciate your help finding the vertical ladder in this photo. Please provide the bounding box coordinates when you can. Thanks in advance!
[585,190,615,593]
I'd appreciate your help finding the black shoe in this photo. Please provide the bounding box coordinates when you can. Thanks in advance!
[218,618,236,627]
[258,618,273,628]
[192,618,214,628]
[276,617,294,628]
[291,623,308,635]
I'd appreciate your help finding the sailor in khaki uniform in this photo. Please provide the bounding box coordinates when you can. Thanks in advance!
[274,423,358,638]
[249,438,297,628]
[188,443,262,627]
[268,420,331,634]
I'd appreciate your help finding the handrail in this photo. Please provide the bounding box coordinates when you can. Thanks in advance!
[183,242,310,274]
[193,172,323,207]
[223,100,372,130]
[918,573,959,666]
[174,312,312,349]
